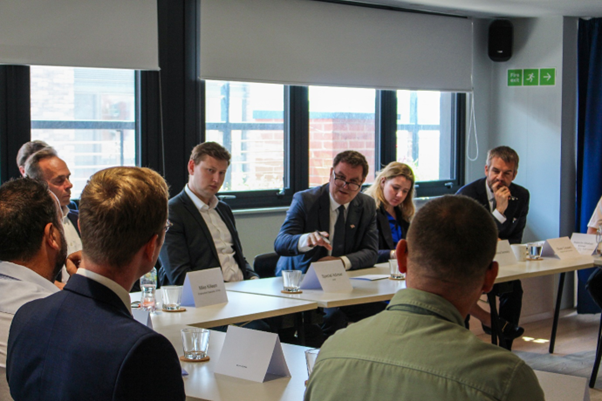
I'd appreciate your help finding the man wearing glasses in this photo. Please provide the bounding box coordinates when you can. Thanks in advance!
[274,151,378,338]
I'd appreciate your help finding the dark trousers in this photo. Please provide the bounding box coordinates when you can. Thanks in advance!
[322,302,387,338]
[494,279,523,349]
[587,268,602,308]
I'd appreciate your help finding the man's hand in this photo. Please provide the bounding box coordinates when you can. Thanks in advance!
[65,250,82,277]
[307,231,333,251]
[492,182,511,215]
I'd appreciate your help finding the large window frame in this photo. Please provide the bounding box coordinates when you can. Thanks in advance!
[0,0,465,209]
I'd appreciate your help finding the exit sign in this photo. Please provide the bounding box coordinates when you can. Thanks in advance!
[507,68,556,87]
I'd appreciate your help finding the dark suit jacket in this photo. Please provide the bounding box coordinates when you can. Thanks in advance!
[6,274,185,401]
[456,177,530,244]
[274,184,378,275]
[159,189,258,285]
[375,205,410,264]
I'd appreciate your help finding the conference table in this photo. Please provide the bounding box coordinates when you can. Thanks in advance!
[157,326,589,401]
[130,291,318,331]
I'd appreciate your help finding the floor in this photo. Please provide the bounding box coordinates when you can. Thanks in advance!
[474,309,602,400]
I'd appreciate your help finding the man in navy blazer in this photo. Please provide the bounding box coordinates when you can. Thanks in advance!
[159,142,258,286]
[7,167,185,401]
[274,151,378,275]
[457,146,529,349]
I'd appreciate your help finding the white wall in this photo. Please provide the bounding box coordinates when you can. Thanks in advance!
[471,16,578,319]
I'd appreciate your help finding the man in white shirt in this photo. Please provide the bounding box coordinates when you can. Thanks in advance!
[0,178,66,374]
[6,167,185,401]
[25,148,82,286]
[159,142,258,285]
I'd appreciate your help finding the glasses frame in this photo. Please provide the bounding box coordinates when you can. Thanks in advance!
[332,172,361,192]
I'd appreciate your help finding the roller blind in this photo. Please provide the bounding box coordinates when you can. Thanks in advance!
[0,0,158,70]
[201,0,473,91]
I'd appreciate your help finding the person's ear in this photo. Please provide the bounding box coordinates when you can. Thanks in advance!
[482,261,499,293]
[44,223,61,251]
[187,159,196,176]
[396,239,408,273]
[143,234,159,262]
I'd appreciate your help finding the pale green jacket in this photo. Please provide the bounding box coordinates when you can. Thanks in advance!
[305,288,544,401]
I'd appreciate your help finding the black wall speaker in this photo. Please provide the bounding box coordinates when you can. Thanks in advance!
[488,20,513,62]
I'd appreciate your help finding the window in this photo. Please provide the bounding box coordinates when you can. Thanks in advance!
[309,86,376,186]
[396,91,455,182]
[205,80,285,193]
[30,66,137,198]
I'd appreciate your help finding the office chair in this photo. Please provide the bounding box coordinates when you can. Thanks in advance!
[586,268,602,388]
[253,252,280,278]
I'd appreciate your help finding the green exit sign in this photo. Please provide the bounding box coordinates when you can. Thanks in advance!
[507,68,556,87]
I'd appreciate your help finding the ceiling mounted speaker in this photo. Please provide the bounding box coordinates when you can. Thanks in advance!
[488,20,513,62]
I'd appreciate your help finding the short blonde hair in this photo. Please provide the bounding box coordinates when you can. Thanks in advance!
[364,162,415,222]
[79,167,169,268]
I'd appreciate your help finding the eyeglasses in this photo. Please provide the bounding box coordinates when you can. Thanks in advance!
[165,220,173,232]
[332,172,361,191]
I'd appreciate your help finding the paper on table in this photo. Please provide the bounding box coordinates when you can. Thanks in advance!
[541,237,581,260]
[300,260,353,292]
[494,240,518,266]
[214,325,291,382]
[570,233,598,256]
[350,274,389,281]
[181,267,228,307]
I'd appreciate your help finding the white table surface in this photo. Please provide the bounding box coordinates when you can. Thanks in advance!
[157,327,311,401]
[158,325,589,401]
[131,290,317,330]
[225,274,406,308]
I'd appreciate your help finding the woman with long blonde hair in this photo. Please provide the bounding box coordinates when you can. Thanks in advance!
[364,162,415,263]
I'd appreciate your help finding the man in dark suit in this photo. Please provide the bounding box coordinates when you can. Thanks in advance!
[274,151,378,337]
[7,167,185,401]
[159,142,258,286]
[274,151,378,275]
[457,145,529,349]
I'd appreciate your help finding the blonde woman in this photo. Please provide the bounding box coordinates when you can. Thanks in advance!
[364,162,415,263]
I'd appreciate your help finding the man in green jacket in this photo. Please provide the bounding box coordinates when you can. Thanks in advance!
[305,195,544,401]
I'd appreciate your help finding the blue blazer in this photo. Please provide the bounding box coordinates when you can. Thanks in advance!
[456,177,530,244]
[6,274,185,401]
[274,184,378,275]
[159,189,258,285]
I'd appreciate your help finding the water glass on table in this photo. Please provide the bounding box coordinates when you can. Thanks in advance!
[162,285,183,311]
[282,270,302,293]
[389,259,404,280]
[305,348,320,377]
[181,328,210,361]
[527,243,543,260]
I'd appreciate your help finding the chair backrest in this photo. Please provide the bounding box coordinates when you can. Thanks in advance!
[0,367,13,401]
[253,252,280,278]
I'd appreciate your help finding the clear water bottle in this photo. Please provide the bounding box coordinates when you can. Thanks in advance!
[140,267,157,312]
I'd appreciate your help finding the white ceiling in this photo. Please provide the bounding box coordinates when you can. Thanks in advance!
[343,0,602,18]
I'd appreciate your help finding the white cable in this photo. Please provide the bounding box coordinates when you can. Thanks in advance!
[466,92,479,162]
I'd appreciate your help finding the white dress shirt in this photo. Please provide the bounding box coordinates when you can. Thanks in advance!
[185,185,244,282]
[0,261,59,368]
[297,192,352,270]
[59,206,83,283]
[485,181,507,224]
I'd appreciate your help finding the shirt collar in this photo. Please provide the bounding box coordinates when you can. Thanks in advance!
[185,184,218,211]
[61,205,70,219]
[485,180,495,202]
[388,288,465,327]
[328,190,349,213]
[0,261,59,294]
[76,269,132,314]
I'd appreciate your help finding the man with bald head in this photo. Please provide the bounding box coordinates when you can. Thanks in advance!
[305,195,543,401]
[25,148,81,285]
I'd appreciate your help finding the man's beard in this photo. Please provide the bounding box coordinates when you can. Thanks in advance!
[53,231,69,280]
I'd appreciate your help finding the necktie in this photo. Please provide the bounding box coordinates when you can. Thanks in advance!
[332,205,346,257]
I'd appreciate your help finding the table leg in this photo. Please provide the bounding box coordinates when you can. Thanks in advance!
[487,292,507,349]
[549,272,566,354]
[296,311,306,346]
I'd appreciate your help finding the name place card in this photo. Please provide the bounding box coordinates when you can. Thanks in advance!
[570,233,599,255]
[181,267,228,307]
[214,326,291,382]
[132,308,152,329]
[494,240,518,266]
[541,237,581,260]
[300,260,353,292]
